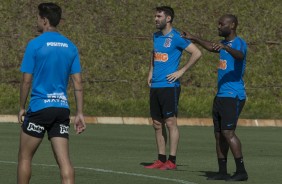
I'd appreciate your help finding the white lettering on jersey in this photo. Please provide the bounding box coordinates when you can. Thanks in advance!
[46,42,68,48]
[44,93,68,105]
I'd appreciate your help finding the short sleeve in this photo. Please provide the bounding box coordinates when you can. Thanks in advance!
[175,35,191,50]
[20,41,36,74]
[233,38,247,56]
[70,48,81,74]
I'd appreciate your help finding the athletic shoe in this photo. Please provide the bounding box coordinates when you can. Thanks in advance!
[226,172,248,181]
[144,160,165,169]
[207,172,229,180]
[159,160,177,170]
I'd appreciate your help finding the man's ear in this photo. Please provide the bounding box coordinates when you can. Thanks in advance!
[231,22,235,30]
[43,17,48,25]
[166,16,171,23]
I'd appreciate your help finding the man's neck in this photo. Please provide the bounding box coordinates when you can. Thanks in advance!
[43,26,58,33]
[161,25,173,36]
[225,32,237,41]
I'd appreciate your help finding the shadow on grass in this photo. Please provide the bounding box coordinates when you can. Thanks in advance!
[139,162,187,171]
[197,171,231,180]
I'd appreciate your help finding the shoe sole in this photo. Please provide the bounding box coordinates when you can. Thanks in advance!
[226,178,248,182]
[159,167,177,170]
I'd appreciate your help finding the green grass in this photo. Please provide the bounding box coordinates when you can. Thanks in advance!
[0,0,281,118]
[0,123,281,184]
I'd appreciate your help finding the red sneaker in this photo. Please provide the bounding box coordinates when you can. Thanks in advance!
[159,160,177,170]
[144,160,165,169]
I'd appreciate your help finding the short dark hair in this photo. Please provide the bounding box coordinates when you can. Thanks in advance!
[225,14,238,29]
[155,6,174,23]
[38,3,62,27]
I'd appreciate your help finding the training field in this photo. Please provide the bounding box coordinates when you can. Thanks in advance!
[0,123,281,184]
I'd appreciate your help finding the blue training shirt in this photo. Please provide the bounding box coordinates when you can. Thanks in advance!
[151,28,191,88]
[20,32,81,112]
[217,36,247,100]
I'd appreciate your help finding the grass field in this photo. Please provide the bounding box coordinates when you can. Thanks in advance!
[0,123,281,184]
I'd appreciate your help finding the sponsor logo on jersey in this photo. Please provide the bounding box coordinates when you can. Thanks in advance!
[218,59,227,70]
[27,122,45,133]
[47,42,68,48]
[47,93,67,101]
[154,52,168,62]
[164,38,172,48]
[44,92,68,105]
[60,124,69,134]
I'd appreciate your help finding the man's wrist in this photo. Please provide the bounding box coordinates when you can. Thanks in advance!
[224,45,231,51]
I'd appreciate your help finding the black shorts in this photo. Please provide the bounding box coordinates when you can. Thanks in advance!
[22,107,70,139]
[212,96,245,132]
[150,87,181,121]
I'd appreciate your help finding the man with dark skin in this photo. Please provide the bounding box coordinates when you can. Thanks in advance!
[182,14,248,181]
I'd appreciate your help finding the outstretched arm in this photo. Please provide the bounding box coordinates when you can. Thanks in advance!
[71,73,86,134]
[182,31,218,52]
[182,31,244,60]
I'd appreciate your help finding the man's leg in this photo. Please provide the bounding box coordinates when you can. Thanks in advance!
[145,87,168,169]
[214,132,229,176]
[158,116,178,170]
[144,119,167,169]
[165,116,179,157]
[158,87,180,170]
[207,133,230,180]
[17,130,42,184]
[50,137,74,184]
[215,132,229,159]
[153,119,167,156]
[221,97,247,181]
[222,130,248,181]
[221,130,242,158]
[208,97,229,180]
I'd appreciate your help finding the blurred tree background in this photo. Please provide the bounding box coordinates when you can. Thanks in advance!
[0,0,281,118]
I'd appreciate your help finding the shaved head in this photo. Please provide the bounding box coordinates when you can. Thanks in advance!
[220,14,238,30]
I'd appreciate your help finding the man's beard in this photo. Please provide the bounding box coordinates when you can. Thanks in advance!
[156,20,167,30]
[219,29,231,37]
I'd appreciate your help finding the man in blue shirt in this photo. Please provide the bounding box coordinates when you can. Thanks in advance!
[182,14,248,181]
[17,3,86,184]
[145,6,202,170]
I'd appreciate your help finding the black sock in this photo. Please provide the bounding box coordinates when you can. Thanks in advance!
[235,157,246,173]
[168,155,176,164]
[218,158,227,174]
[158,154,166,163]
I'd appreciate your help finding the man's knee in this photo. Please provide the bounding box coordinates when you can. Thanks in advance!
[165,117,177,128]
[152,119,162,130]
[222,130,236,140]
